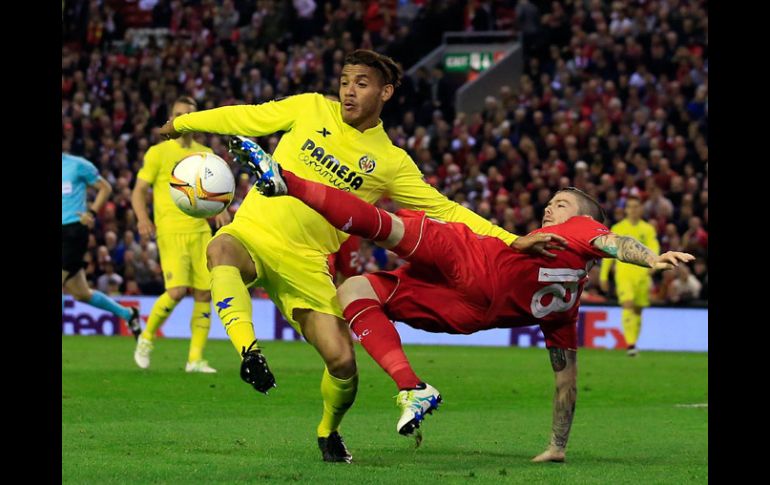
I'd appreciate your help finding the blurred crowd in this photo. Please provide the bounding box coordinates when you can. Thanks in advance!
[61,0,707,306]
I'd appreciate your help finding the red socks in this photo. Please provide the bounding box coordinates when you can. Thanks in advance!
[283,170,419,389]
[282,170,392,240]
[343,299,421,390]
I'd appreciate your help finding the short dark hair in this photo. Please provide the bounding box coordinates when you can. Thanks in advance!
[343,49,402,88]
[173,96,197,109]
[626,194,642,204]
[557,187,606,223]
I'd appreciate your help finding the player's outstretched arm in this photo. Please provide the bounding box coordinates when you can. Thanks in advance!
[533,348,577,463]
[592,233,694,271]
[159,95,311,140]
[387,155,520,245]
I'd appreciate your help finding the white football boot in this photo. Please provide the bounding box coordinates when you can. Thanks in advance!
[185,360,218,373]
[396,383,442,440]
[134,336,153,369]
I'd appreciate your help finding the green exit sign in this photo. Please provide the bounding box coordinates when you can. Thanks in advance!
[445,53,469,71]
[444,52,496,72]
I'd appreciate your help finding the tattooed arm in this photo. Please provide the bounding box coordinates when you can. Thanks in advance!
[532,348,577,463]
[592,233,694,271]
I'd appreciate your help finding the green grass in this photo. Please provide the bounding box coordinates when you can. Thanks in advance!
[62,337,707,484]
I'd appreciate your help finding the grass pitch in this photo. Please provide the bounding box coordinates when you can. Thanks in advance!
[62,336,707,483]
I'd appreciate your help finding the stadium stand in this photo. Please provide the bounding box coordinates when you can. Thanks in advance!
[61,0,707,306]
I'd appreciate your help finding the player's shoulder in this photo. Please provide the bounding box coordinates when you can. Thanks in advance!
[386,142,409,162]
[566,215,608,230]
[353,125,409,170]
[149,139,185,155]
[275,92,323,106]
[558,216,610,241]
[192,141,214,153]
[311,92,341,118]
[151,142,188,168]
[146,141,167,153]
[365,126,408,160]
[640,219,657,231]
[62,152,91,166]
[529,217,579,237]
[316,92,340,106]
[370,144,411,178]
[610,219,626,231]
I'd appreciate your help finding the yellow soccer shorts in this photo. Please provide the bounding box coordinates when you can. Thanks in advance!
[212,222,342,334]
[157,231,213,291]
[615,274,651,308]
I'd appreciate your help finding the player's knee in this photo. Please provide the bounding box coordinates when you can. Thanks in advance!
[167,287,186,301]
[206,236,244,268]
[192,289,211,302]
[206,235,253,276]
[325,352,357,379]
[206,238,228,269]
[382,213,405,248]
[337,276,377,308]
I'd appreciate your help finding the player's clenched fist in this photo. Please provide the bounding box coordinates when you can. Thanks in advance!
[137,218,156,238]
[159,119,182,140]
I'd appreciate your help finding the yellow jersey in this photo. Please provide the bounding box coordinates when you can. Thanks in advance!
[173,93,517,255]
[600,218,660,281]
[137,139,213,236]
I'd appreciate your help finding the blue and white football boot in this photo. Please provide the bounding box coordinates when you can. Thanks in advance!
[227,136,288,197]
[395,383,442,445]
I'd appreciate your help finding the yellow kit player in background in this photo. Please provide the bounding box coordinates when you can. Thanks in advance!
[159,50,523,462]
[131,96,232,372]
[600,195,660,356]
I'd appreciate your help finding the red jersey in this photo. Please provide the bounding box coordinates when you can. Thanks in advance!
[482,216,610,336]
[365,212,611,349]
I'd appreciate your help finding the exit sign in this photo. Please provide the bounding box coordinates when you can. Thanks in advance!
[444,52,498,72]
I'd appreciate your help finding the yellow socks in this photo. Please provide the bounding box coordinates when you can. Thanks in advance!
[317,367,358,438]
[141,292,179,341]
[211,265,257,355]
[188,301,211,362]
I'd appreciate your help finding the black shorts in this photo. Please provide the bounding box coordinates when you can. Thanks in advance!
[62,222,89,276]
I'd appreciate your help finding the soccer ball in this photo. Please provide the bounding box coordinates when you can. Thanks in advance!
[169,152,235,218]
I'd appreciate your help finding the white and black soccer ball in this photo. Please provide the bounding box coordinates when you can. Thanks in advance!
[169,152,235,218]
